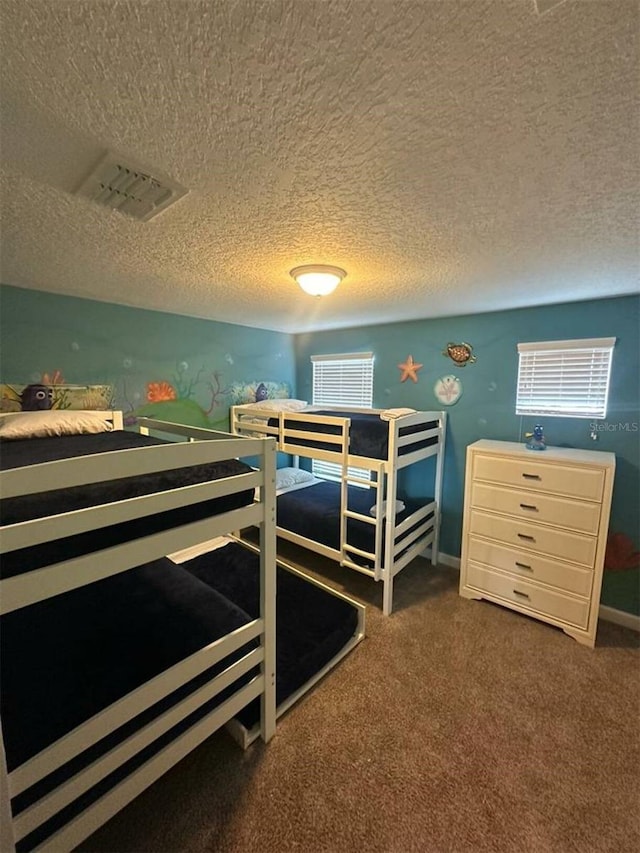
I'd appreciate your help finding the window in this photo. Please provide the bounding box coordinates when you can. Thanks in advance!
[311,351,374,481]
[516,338,615,419]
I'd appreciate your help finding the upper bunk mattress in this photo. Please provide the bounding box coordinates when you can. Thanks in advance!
[270,410,438,459]
[0,431,254,577]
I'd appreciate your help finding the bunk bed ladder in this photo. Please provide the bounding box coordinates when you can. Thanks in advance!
[341,462,386,580]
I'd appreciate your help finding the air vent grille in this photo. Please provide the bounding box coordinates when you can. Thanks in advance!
[76,151,188,221]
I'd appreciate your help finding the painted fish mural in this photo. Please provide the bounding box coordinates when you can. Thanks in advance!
[0,381,113,412]
[20,384,53,411]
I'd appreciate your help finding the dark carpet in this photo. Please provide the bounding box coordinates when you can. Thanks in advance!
[80,542,640,853]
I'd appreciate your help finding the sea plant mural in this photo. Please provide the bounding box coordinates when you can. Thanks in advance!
[124,363,222,429]
[1,360,292,432]
[605,532,640,572]
[122,361,292,430]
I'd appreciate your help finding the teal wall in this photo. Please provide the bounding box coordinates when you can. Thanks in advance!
[295,295,640,615]
[1,285,638,615]
[0,284,296,432]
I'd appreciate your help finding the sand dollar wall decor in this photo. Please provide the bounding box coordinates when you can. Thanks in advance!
[434,375,463,406]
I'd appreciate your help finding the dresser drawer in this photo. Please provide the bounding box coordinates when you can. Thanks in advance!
[473,454,604,502]
[469,510,597,567]
[471,482,601,535]
[465,561,590,629]
[467,537,594,597]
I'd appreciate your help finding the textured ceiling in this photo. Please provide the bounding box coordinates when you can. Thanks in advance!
[0,0,638,333]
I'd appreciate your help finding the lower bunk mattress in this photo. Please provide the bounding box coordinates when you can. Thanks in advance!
[277,479,434,564]
[183,542,360,730]
[1,542,359,850]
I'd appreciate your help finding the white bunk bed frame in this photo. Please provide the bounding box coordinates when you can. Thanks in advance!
[0,412,277,853]
[231,405,447,616]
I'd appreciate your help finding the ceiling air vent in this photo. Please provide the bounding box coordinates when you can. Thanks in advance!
[75,151,188,222]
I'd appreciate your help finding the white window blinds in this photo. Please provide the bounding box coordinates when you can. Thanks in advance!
[311,352,374,407]
[311,352,374,482]
[516,338,615,419]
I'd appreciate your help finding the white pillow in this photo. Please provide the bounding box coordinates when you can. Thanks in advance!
[276,467,316,490]
[241,399,308,413]
[0,410,114,440]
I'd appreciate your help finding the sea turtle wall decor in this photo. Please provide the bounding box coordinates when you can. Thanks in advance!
[443,342,476,366]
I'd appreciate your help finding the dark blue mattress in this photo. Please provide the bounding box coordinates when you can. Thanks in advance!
[277,480,434,565]
[183,542,360,729]
[2,553,256,851]
[1,543,359,850]
[270,410,438,459]
[0,431,254,577]
[1,556,254,774]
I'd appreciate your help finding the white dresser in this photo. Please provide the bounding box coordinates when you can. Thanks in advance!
[459,440,615,647]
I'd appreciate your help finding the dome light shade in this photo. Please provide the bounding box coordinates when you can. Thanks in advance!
[290,264,347,296]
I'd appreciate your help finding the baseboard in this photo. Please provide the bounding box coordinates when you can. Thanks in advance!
[598,605,640,632]
[425,549,640,633]
[423,549,460,571]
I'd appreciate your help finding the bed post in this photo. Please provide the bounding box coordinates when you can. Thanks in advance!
[382,567,395,617]
[0,721,16,853]
[338,420,350,564]
[111,410,124,430]
[431,412,447,564]
[382,420,400,616]
[259,437,277,743]
[382,475,397,616]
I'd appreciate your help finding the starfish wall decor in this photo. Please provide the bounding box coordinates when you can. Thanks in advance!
[398,354,423,383]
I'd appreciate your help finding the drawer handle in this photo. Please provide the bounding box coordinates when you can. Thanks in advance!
[519,503,538,511]
[517,533,535,541]
[522,473,541,480]
[515,561,533,570]
[513,589,530,599]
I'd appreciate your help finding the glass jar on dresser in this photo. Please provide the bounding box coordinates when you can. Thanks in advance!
[459,440,616,647]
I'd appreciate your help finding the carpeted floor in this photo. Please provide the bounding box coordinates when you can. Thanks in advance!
[80,543,640,853]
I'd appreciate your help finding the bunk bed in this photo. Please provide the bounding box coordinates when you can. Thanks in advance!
[231,404,447,615]
[0,409,365,851]
[0,410,277,853]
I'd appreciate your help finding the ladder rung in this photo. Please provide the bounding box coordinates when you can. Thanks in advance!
[347,476,376,487]
[342,559,376,577]
[344,543,376,560]
[344,510,375,524]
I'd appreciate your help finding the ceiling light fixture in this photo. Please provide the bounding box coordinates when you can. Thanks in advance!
[290,264,347,297]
